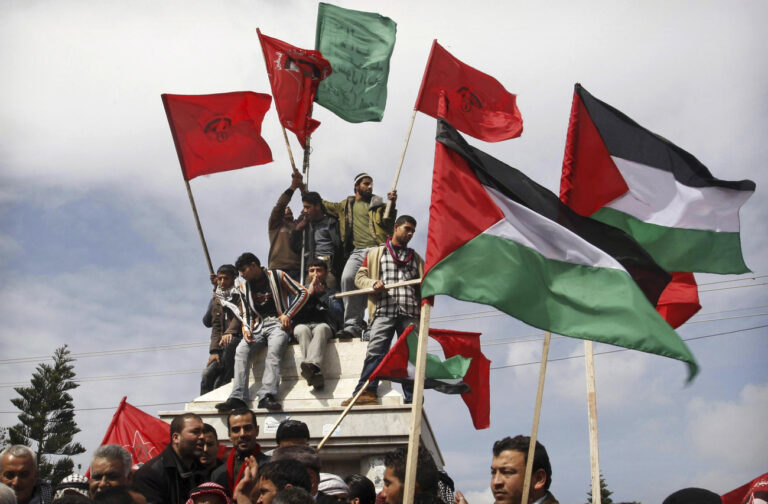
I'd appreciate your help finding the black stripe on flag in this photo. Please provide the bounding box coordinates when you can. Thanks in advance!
[436,118,672,306]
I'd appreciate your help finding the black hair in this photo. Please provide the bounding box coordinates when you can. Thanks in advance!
[202,423,217,439]
[270,445,321,474]
[301,191,323,207]
[492,436,552,490]
[226,409,258,430]
[307,258,329,271]
[169,413,202,443]
[272,487,315,504]
[384,446,438,495]
[92,486,134,504]
[394,215,416,227]
[235,252,260,270]
[217,264,237,277]
[345,474,375,504]
[257,460,312,492]
[276,420,310,445]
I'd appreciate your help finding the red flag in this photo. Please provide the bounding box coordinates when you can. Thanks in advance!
[97,397,170,467]
[722,472,768,504]
[257,29,332,148]
[162,92,273,181]
[415,40,523,142]
[369,326,491,430]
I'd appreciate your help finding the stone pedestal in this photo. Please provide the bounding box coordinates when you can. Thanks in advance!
[159,338,443,489]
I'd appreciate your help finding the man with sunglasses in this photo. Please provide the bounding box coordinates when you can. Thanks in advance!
[211,408,270,495]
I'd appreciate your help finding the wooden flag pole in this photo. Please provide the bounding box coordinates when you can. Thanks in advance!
[184,180,214,276]
[383,109,418,219]
[520,332,551,504]
[584,340,602,504]
[316,380,370,451]
[402,303,432,504]
[333,279,422,299]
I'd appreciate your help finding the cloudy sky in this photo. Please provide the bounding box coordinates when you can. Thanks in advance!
[1,1,766,502]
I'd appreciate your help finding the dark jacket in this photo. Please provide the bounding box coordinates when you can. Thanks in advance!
[132,445,208,504]
[203,293,242,354]
[290,213,343,276]
[210,447,270,495]
[292,286,344,333]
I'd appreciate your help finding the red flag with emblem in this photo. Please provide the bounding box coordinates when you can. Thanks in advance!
[415,40,523,142]
[162,91,273,181]
[257,29,332,148]
[97,397,170,467]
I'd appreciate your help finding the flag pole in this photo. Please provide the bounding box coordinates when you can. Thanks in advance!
[316,380,370,451]
[184,180,215,276]
[383,109,417,219]
[520,332,551,504]
[333,279,422,298]
[299,117,312,285]
[402,303,432,504]
[584,340,602,504]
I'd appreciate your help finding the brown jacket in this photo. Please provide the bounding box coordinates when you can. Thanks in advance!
[268,189,301,270]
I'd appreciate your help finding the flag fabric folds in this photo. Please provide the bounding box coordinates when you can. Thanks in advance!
[415,40,523,142]
[162,92,273,181]
[654,272,701,329]
[560,84,755,274]
[422,119,698,380]
[314,3,396,123]
[257,29,332,148]
[721,472,768,504]
[96,397,170,467]
[369,325,491,429]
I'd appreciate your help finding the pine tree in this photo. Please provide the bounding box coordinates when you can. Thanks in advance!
[586,474,614,504]
[8,345,85,485]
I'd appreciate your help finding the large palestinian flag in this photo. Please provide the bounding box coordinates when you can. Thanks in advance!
[560,84,755,274]
[369,325,491,429]
[422,119,698,380]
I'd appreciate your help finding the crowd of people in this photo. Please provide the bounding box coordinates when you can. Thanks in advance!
[199,170,422,411]
[0,407,580,504]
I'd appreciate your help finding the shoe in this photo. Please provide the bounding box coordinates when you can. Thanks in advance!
[335,329,355,339]
[300,362,315,381]
[215,397,247,412]
[341,389,377,407]
[309,370,325,390]
[257,394,282,411]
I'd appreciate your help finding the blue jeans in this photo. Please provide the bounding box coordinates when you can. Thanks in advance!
[340,247,373,337]
[229,320,288,402]
[353,315,418,401]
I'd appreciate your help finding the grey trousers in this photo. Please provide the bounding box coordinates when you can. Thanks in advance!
[294,322,332,369]
[340,247,372,337]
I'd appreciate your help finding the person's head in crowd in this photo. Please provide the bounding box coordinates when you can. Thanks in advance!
[317,473,349,504]
[270,446,321,496]
[235,253,263,282]
[92,486,146,504]
[271,487,313,504]
[306,259,329,287]
[301,192,325,222]
[491,436,552,504]
[51,493,91,504]
[0,482,16,504]
[199,424,220,470]
[391,216,416,247]
[382,447,439,504]
[662,488,722,504]
[185,482,230,504]
[215,265,237,291]
[255,460,312,504]
[275,420,310,448]
[89,445,132,498]
[169,413,205,467]
[226,409,259,457]
[54,473,90,500]
[344,475,375,504]
[0,445,39,504]
[354,174,373,201]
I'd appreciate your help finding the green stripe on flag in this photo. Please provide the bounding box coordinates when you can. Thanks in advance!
[593,207,750,274]
[422,233,698,379]
[406,329,472,380]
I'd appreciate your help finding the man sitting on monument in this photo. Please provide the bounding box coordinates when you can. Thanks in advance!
[341,215,423,406]
[292,259,343,391]
[211,409,270,496]
[322,173,397,339]
[215,252,308,412]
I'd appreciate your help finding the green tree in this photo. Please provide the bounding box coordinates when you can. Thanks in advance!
[0,427,9,451]
[8,345,85,485]
[586,473,613,504]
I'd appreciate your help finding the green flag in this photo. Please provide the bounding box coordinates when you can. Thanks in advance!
[314,3,396,123]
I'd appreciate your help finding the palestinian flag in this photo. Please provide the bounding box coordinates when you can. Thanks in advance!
[560,84,755,274]
[422,119,698,380]
[369,325,491,429]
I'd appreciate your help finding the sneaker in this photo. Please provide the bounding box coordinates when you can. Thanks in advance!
[215,397,247,412]
[335,329,355,339]
[300,362,314,381]
[309,370,325,390]
[341,389,377,407]
[257,394,282,411]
